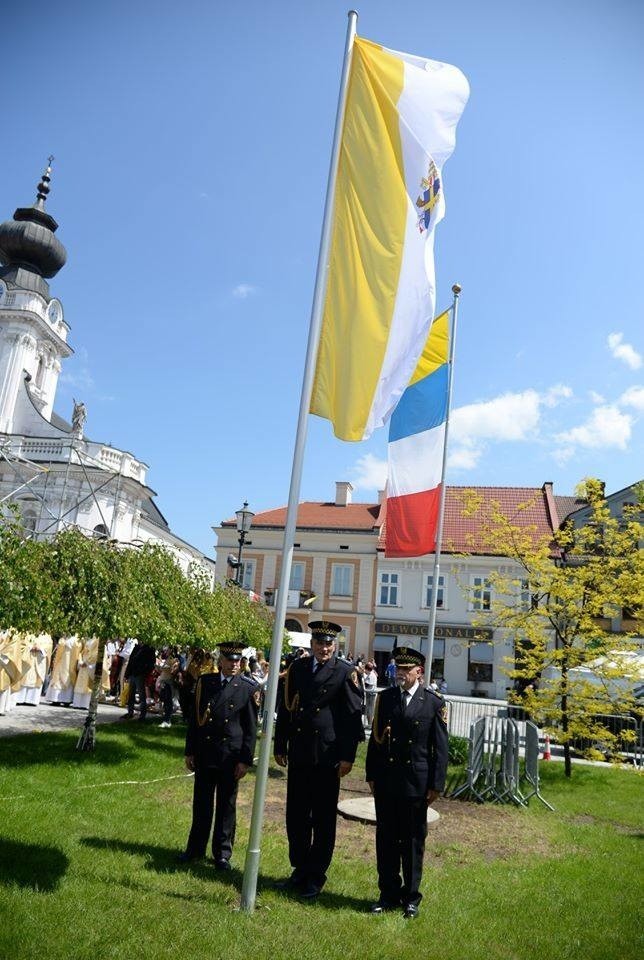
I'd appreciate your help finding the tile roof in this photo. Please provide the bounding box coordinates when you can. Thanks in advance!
[378,485,564,555]
[554,494,587,523]
[222,485,575,554]
[222,501,381,532]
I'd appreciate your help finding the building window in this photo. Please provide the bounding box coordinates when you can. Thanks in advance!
[470,575,492,611]
[467,641,494,683]
[429,637,445,680]
[21,509,38,535]
[35,355,45,390]
[93,523,109,539]
[378,571,399,606]
[241,560,255,590]
[290,562,305,591]
[330,563,353,597]
[424,574,446,609]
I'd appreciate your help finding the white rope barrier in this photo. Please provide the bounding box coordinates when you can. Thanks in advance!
[0,770,193,802]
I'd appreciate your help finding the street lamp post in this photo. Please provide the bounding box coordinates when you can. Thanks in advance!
[233,501,254,586]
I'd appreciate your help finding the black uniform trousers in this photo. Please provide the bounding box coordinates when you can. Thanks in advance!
[286,763,341,887]
[373,787,428,906]
[186,762,238,861]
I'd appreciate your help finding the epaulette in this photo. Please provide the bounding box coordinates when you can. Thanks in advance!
[241,674,259,688]
[427,688,444,702]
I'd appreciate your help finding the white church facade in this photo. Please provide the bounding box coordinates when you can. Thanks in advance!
[0,161,214,580]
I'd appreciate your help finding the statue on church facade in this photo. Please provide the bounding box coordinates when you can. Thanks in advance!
[71,399,87,437]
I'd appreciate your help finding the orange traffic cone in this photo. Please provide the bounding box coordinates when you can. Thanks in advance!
[542,733,552,761]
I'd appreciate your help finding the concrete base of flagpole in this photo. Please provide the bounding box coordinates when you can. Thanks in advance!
[337,796,440,826]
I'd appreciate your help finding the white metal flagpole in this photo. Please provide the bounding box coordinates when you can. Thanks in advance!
[424,283,461,687]
[240,10,359,913]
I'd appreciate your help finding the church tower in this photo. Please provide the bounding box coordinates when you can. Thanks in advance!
[0,159,72,431]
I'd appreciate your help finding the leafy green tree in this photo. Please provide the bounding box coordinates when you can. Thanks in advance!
[462,479,643,776]
[0,517,275,750]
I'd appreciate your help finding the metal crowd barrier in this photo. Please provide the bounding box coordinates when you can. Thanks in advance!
[448,715,553,809]
[569,713,643,768]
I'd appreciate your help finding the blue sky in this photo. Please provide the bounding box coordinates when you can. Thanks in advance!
[3,0,643,555]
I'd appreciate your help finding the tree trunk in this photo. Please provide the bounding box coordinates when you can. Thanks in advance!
[76,636,107,752]
[561,658,571,777]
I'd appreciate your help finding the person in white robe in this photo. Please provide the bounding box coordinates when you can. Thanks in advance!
[16,633,53,706]
[46,636,81,704]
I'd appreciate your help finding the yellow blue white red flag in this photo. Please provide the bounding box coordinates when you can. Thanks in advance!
[309,36,468,441]
[385,310,450,557]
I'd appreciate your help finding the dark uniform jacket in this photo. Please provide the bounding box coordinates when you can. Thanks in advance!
[124,643,156,679]
[185,672,258,769]
[274,655,364,767]
[366,685,449,796]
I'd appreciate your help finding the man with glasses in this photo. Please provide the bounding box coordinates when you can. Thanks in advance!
[178,640,259,869]
[366,645,448,919]
[274,620,364,900]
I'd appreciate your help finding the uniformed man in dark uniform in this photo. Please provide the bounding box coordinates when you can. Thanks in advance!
[274,620,364,899]
[178,640,259,869]
[366,645,448,918]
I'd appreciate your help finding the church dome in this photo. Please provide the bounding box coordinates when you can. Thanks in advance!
[0,159,67,293]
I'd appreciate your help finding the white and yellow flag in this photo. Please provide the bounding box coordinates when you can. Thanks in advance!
[310,37,469,441]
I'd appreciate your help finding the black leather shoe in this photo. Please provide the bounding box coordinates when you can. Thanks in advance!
[300,882,322,900]
[370,900,400,914]
[213,858,231,871]
[176,851,203,864]
[274,873,303,890]
[403,903,419,919]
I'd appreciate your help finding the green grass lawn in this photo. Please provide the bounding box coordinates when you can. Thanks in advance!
[0,721,642,960]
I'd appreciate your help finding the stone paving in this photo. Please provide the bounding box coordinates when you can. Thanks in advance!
[0,701,128,737]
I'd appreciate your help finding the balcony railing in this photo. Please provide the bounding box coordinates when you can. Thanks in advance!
[263,588,315,609]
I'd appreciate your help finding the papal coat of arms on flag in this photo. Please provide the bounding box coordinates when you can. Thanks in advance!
[416,160,441,234]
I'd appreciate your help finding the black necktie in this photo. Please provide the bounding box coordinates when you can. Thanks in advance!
[400,688,406,713]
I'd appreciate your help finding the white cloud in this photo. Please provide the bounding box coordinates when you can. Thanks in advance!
[451,390,543,444]
[231,283,258,300]
[350,453,387,492]
[589,390,605,404]
[555,405,633,450]
[619,385,644,411]
[58,369,95,390]
[447,446,481,470]
[447,388,567,472]
[607,332,642,370]
[543,384,573,407]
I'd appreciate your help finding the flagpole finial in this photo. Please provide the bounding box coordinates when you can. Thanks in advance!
[452,283,462,295]
[348,9,358,17]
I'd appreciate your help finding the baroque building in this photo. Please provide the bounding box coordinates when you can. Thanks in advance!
[0,162,213,579]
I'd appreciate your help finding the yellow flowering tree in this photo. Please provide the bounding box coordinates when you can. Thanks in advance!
[462,479,643,777]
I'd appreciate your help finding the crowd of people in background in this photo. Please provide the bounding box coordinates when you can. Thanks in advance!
[1,631,448,728]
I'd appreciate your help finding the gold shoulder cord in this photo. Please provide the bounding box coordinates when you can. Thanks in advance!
[195,676,211,728]
[370,692,391,746]
[283,664,300,714]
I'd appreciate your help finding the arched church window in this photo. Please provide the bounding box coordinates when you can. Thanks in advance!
[285,618,303,632]
[35,355,45,390]
[19,502,38,536]
[93,523,109,539]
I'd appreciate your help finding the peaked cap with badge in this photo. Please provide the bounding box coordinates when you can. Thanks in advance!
[392,645,426,668]
[219,640,245,661]
[308,620,343,641]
